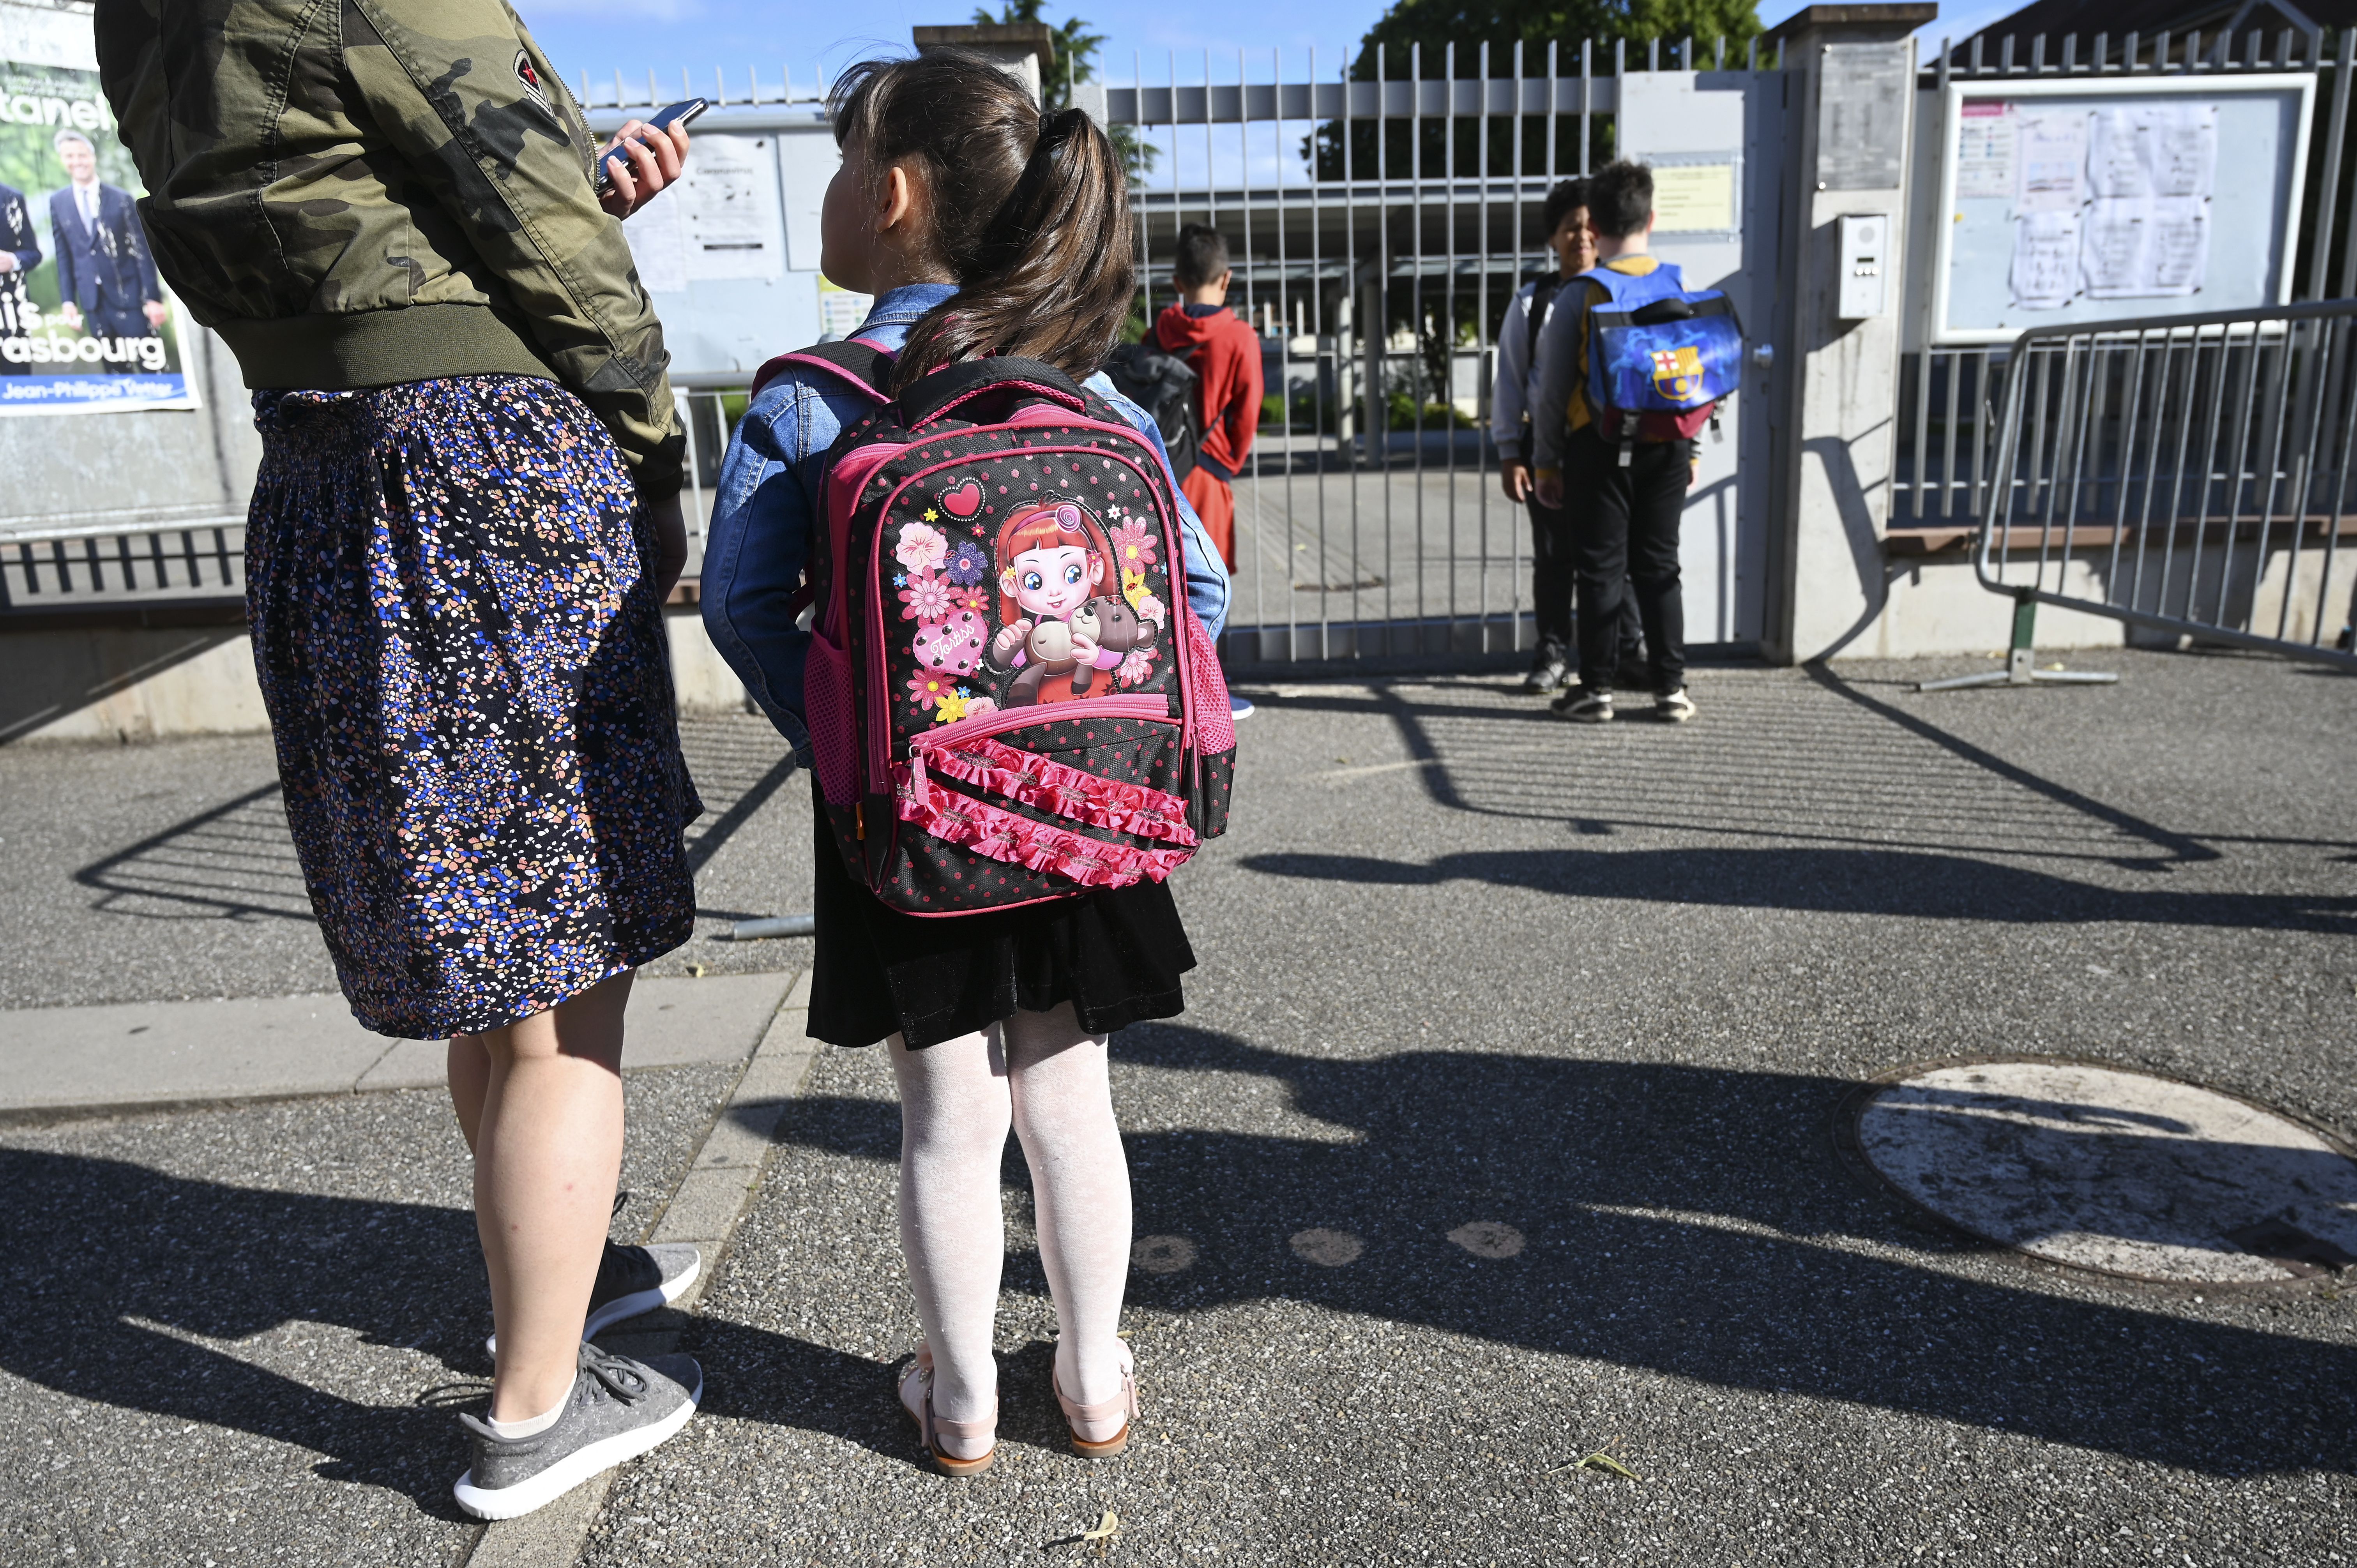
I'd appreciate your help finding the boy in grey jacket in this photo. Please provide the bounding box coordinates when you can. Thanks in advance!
[1494,178,1641,694]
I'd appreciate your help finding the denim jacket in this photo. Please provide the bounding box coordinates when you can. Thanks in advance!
[702,283,1232,757]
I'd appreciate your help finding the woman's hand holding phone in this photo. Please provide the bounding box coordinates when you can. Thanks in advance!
[597,115,693,219]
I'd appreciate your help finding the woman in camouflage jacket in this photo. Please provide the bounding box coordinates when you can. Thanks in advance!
[98,0,710,1518]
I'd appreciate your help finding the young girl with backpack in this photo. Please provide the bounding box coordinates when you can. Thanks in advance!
[701,50,1232,1474]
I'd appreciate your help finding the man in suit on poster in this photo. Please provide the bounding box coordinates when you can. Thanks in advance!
[48,128,167,367]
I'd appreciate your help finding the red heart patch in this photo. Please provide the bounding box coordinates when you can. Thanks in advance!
[940,479,984,519]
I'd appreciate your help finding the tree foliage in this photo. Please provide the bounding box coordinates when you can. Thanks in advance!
[1310,0,1758,180]
[1350,0,1760,78]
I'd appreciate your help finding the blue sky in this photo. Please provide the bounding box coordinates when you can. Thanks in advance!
[523,0,2016,101]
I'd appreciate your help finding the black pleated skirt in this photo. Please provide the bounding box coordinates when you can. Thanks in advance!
[804,779,1194,1048]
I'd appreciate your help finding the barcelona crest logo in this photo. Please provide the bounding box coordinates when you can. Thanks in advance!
[1650,345,1705,403]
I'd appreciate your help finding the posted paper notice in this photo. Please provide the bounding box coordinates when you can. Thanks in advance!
[624,198,690,296]
[2014,112,2088,213]
[678,134,786,282]
[2011,210,2081,310]
[1956,100,2016,200]
[1649,162,1738,233]
[2088,109,2152,199]
[2144,104,2218,198]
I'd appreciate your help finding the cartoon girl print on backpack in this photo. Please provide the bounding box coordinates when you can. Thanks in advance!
[977,499,1160,708]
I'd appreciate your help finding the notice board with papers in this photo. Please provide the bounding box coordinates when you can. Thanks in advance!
[589,108,845,381]
[1928,74,2315,344]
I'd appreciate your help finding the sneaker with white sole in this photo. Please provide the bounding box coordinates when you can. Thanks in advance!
[485,1237,700,1358]
[1656,688,1697,723]
[453,1344,701,1520]
[1523,653,1571,694]
[1550,687,1614,723]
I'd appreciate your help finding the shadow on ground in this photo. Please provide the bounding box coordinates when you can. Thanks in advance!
[748,1026,2355,1479]
[1236,845,2357,932]
[7,1024,2351,1513]
[0,1146,903,1515]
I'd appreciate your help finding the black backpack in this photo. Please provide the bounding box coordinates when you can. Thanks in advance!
[1101,341,1200,482]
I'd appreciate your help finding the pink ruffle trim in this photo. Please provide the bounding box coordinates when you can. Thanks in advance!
[892,768,1194,889]
[912,735,1198,846]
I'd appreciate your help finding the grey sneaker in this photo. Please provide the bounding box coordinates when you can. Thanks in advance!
[453,1344,701,1520]
[1523,654,1571,693]
[485,1238,701,1357]
[1656,688,1697,723]
[1551,687,1614,723]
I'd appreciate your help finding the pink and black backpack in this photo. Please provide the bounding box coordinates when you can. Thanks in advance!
[751,342,1236,916]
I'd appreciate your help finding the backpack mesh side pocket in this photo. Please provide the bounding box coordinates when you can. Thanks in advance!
[805,634,860,806]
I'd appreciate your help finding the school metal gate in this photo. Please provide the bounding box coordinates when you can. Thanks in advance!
[1085,39,1790,663]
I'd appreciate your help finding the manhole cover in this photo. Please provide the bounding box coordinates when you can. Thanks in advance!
[1852,1059,2357,1284]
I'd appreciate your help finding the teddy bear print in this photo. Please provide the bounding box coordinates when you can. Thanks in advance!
[1002,616,1085,707]
[999,595,1161,706]
[1074,595,1156,682]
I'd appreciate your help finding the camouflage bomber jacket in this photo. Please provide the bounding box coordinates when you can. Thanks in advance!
[95,0,684,498]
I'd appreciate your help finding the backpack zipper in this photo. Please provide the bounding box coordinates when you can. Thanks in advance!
[915,694,1172,752]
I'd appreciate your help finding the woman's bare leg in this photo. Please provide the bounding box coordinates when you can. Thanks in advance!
[1005,1003,1130,1410]
[472,971,633,1422]
[890,1027,1011,1456]
[447,1036,491,1154]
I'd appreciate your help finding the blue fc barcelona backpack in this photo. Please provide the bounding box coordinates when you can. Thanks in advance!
[1580,260,1744,463]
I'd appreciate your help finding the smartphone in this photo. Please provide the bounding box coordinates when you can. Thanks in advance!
[594,97,709,195]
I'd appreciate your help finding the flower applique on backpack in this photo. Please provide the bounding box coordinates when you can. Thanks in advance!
[756,343,1237,915]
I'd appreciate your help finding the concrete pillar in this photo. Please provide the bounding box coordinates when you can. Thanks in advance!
[1759,5,1931,664]
[912,22,1057,105]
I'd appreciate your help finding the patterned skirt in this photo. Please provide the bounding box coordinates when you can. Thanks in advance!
[245,375,701,1039]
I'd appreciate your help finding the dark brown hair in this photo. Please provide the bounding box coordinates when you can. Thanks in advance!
[1541,177,1590,238]
[1171,222,1228,288]
[1586,161,1653,239]
[830,51,1136,392]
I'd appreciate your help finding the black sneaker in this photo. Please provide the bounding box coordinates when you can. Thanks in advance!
[1523,654,1571,694]
[1656,688,1697,723]
[453,1344,701,1520]
[1550,687,1614,723]
[486,1238,701,1357]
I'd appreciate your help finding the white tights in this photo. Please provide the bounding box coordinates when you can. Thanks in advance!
[889,1003,1131,1453]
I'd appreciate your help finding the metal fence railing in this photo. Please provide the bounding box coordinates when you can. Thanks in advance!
[1941,300,2357,685]
[1897,26,2356,528]
[0,390,735,618]
[1091,37,1772,661]
[0,516,247,613]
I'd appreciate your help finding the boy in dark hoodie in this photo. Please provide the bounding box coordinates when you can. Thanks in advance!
[1153,223,1261,573]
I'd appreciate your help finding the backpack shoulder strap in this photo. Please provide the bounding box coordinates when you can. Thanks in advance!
[749,337,896,403]
[1525,276,1564,362]
[892,355,1091,430]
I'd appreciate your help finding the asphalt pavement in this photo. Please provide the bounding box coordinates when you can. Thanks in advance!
[3,648,2352,1564]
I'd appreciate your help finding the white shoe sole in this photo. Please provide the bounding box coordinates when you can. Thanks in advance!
[485,1253,701,1357]
[452,1368,702,1521]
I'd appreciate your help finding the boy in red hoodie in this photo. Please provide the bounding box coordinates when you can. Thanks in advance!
[1154,224,1261,572]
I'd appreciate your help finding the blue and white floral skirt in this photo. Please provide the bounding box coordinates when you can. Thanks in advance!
[245,375,701,1039]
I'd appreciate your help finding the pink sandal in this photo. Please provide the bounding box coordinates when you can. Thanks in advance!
[898,1343,997,1476]
[1052,1345,1140,1459]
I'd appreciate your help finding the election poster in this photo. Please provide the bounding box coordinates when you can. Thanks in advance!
[0,57,198,415]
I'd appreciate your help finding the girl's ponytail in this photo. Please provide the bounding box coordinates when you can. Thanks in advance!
[829,53,1136,392]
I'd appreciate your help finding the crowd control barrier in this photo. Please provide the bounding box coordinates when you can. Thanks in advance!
[1922,300,2357,690]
